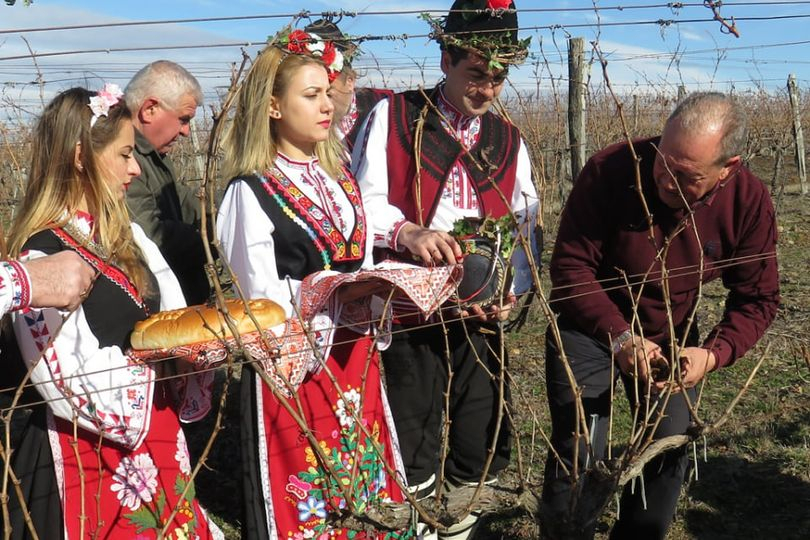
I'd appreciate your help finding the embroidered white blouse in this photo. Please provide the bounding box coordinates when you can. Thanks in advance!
[11,217,186,449]
[217,153,375,317]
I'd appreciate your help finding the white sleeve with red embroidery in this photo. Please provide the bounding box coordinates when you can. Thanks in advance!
[9,225,186,450]
[216,180,302,317]
[351,98,409,251]
[0,263,12,315]
[510,138,541,296]
[0,260,32,315]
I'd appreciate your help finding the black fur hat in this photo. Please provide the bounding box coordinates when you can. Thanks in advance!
[432,0,528,67]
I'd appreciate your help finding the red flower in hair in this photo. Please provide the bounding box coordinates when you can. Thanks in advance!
[321,42,342,82]
[487,0,511,9]
[321,42,337,69]
[286,29,311,54]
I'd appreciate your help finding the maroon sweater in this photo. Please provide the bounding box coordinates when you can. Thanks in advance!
[549,137,779,368]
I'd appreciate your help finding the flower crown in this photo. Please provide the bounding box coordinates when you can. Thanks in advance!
[88,83,124,128]
[272,28,345,83]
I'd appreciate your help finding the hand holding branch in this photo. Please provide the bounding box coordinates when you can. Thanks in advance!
[456,292,517,323]
[615,335,669,390]
[678,347,717,389]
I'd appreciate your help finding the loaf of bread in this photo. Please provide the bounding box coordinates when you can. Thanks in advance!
[130,298,286,350]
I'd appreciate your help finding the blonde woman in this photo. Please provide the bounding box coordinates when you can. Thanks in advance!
[218,31,409,539]
[5,86,221,540]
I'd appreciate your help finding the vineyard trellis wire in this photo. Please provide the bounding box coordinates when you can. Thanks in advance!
[0,2,808,539]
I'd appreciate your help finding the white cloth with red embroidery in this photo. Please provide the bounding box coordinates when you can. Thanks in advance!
[297,259,463,357]
[130,261,463,401]
[10,221,189,449]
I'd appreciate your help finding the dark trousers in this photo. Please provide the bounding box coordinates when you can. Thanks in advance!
[542,321,695,540]
[382,321,512,486]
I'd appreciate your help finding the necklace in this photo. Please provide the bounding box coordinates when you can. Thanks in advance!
[277,154,350,235]
[60,212,110,260]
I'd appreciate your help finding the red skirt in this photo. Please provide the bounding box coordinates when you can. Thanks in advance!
[53,381,220,539]
[254,329,410,539]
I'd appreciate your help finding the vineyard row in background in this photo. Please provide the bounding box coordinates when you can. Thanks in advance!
[2,39,810,235]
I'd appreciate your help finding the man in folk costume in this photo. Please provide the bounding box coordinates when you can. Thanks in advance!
[304,18,394,151]
[352,1,539,538]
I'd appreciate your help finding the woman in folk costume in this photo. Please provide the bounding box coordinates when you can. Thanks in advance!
[5,87,222,539]
[217,30,411,540]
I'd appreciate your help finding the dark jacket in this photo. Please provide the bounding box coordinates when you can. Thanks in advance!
[126,129,210,305]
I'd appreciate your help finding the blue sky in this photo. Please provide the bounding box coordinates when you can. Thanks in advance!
[2,0,810,117]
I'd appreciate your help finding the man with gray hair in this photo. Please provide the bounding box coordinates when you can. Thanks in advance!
[542,92,779,538]
[125,60,210,304]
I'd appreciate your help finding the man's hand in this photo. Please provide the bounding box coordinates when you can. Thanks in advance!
[397,222,463,265]
[615,335,668,389]
[25,251,95,312]
[677,347,717,389]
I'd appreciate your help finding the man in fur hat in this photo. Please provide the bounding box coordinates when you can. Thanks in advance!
[352,2,539,538]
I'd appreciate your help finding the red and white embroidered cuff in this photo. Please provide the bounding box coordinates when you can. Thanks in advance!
[389,219,409,252]
[0,260,32,312]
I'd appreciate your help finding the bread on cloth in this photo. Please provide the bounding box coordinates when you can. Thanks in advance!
[130,298,286,350]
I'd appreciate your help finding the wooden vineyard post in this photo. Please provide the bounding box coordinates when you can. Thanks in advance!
[567,36,586,195]
[788,73,808,195]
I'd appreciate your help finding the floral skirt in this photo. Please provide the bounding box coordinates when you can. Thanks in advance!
[52,381,221,539]
[246,329,412,540]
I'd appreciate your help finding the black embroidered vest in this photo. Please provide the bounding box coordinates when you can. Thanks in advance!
[233,169,367,279]
[24,230,160,349]
[385,87,521,226]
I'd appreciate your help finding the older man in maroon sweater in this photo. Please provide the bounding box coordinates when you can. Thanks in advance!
[542,92,779,539]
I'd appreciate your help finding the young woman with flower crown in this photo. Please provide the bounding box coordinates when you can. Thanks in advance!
[4,87,222,539]
[217,30,411,540]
